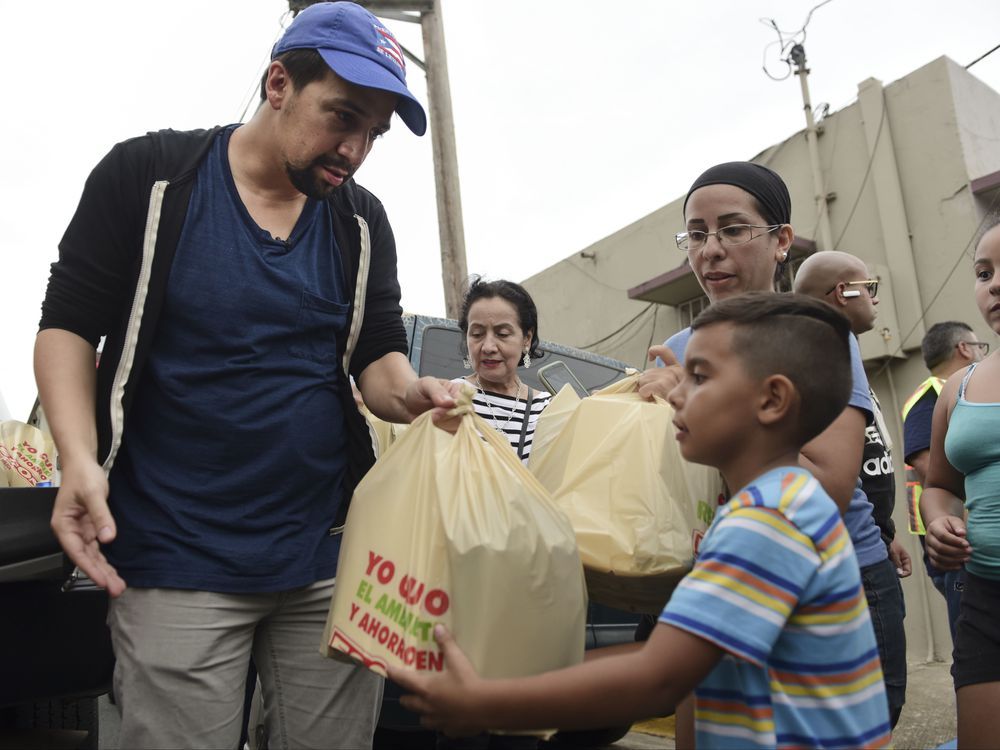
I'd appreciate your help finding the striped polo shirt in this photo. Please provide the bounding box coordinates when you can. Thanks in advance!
[660,466,891,749]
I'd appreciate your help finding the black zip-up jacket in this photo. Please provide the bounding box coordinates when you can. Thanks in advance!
[40,128,407,523]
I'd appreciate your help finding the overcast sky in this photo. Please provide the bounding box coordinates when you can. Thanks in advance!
[2,0,999,418]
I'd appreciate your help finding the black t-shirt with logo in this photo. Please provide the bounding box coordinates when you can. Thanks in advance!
[862,388,896,546]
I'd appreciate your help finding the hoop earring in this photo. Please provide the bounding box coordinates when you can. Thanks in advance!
[523,350,531,369]
[463,357,471,370]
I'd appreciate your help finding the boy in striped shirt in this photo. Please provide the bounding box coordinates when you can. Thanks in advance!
[391,293,892,749]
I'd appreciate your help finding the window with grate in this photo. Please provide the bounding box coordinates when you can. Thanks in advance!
[677,295,711,330]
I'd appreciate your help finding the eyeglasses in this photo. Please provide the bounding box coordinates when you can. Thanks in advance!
[674,224,783,252]
[960,341,990,355]
[825,279,879,298]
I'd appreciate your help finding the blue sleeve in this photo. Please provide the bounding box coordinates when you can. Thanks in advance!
[658,327,691,366]
[848,335,873,424]
[902,391,936,463]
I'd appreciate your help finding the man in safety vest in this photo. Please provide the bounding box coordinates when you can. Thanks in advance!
[903,320,988,639]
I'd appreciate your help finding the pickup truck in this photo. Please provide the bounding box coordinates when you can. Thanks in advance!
[0,485,114,749]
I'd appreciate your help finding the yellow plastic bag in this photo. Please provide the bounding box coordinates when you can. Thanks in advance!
[359,406,408,461]
[322,392,587,685]
[529,374,724,614]
[1,420,58,488]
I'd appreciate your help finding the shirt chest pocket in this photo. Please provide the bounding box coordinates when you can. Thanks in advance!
[288,290,349,364]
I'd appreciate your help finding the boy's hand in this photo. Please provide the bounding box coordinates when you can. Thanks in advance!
[638,345,682,401]
[389,625,485,736]
[925,515,971,570]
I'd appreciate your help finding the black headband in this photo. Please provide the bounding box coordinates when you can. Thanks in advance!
[683,161,791,225]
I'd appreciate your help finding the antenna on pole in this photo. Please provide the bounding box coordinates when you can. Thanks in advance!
[761,2,837,249]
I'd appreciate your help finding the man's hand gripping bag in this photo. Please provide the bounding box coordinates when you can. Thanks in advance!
[529,375,725,614]
[322,392,587,682]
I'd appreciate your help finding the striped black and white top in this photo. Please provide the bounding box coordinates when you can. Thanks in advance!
[452,378,552,464]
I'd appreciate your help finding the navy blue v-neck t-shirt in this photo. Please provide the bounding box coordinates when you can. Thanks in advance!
[106,126,351,592]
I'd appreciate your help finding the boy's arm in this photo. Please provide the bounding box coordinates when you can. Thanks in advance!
[674,694,695,750]
[582,641,642,660]
[391,623,721,736]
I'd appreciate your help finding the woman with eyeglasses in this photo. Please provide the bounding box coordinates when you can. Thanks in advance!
[635,161,903,737]
[921,219,1000,749]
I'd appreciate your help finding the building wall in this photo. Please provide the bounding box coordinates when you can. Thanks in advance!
[522,56,1000,663]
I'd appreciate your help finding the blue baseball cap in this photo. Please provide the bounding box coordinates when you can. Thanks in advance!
[272,2,427,136]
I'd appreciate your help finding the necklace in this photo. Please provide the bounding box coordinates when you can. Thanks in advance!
[473,376,523,429]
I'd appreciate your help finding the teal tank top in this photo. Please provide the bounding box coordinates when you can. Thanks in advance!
[945,363,1000,580]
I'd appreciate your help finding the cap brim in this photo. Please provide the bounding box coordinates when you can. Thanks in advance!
[318,49,427,136]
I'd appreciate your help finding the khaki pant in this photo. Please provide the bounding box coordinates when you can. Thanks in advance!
[107,578,383,749]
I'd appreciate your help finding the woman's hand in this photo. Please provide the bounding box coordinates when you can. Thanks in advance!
[638,345,682,401]
[925,515,972,571]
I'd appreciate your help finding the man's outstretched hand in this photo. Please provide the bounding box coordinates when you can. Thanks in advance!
[50,458,126,597]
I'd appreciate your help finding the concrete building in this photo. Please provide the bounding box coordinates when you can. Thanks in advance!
[522,55,1000,663]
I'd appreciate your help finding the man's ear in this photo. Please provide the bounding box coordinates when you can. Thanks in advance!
[831,281,854,306]
[264,61,291,109]
[757,374,796,428]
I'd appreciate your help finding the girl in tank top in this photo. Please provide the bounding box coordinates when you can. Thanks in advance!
[921,219,1000,748]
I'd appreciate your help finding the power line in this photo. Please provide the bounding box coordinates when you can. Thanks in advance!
[967,43,1000,70]
[236,10,293,123]
[592,306,660,361]
[832,102,886,250]
[760,0,836,82]
[869,187,1000,381]
[580,303,655,350]
[646,304,660,353]
[563,257,630,292]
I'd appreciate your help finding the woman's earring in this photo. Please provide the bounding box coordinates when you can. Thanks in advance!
[463,357,471,370]
[781,251,789,261]
[522,350,531,369]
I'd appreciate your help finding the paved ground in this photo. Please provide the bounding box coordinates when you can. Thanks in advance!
[88,658,956,749]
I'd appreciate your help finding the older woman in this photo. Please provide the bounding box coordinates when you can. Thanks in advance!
[637,161,905,733]
[454,277,552,466]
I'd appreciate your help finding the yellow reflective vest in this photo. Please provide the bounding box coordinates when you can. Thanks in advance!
[901,376,945,534]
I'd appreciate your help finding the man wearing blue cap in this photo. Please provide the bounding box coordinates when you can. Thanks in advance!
[35,3,453,746]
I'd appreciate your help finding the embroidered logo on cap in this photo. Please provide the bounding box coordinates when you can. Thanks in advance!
[374,24,405,73]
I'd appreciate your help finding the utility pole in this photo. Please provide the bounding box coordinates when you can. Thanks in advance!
[789,44,834,251]
[288,0,468,319]
[418,1,467,319]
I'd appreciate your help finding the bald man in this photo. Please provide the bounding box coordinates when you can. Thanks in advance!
[795,250,908,728]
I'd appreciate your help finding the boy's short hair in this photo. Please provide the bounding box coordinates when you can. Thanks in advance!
[691,292,853,444]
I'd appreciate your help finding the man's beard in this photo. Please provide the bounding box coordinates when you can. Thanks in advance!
[285,157,353,199]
